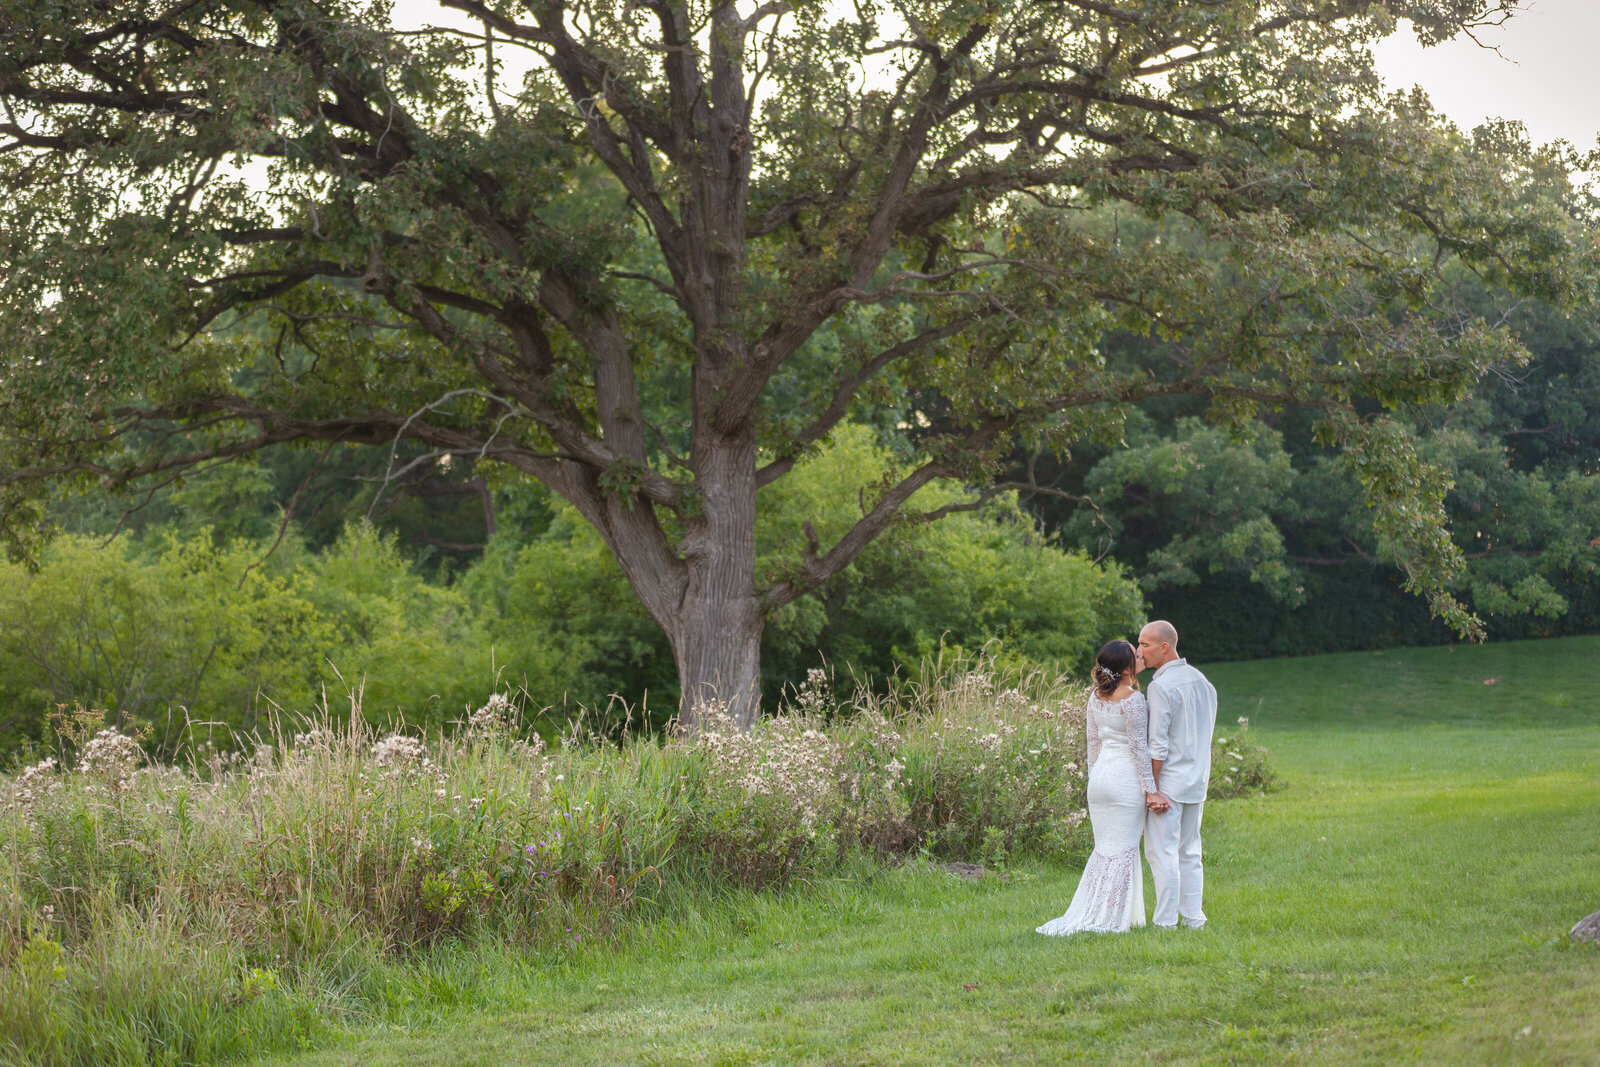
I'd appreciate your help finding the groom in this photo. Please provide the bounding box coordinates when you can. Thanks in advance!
[1138,620,1218,930]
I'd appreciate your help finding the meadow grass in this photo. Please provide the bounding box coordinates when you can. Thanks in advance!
[2,655,1112,1065]
[257,637,1600,1066]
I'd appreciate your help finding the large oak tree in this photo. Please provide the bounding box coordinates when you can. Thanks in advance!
[1,0,1591,727]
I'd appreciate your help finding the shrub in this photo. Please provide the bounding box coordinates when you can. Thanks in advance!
[855,656,1092,866]
[1208,715,1281,800]
[0,531,329,752]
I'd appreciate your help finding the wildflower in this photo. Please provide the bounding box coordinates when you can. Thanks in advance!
[1238,716,1249,726]
[371,733,423,766]
[371,734,433,780]
[468,693,514,733]
[78,729,144,793]
[3,757,62,815]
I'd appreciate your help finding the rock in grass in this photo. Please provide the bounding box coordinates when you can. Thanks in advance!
[1572,909,1600,945]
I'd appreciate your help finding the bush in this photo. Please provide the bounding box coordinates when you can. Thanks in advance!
[301,521,496,729]
[0,532,328,753]
[0,523,510,758]
[1208,715,1281,800]
[756,424,1147,689]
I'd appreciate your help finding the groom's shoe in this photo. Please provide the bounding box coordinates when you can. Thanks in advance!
[1180,918,1206,930]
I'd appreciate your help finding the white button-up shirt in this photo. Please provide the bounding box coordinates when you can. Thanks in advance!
[1146,658,1218,805]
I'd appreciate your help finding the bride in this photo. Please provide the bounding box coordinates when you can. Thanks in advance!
[1037,639,1167,936]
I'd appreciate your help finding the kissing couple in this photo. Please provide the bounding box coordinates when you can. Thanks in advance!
[1037,620,1218,935]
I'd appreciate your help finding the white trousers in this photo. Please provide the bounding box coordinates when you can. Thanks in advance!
[1145,800,1205,928]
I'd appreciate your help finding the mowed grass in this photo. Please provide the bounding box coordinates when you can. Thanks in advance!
[261,637,1600,1066]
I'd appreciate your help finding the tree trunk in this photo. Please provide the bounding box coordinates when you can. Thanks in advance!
[672,431,763,732]
[671,588,764,732]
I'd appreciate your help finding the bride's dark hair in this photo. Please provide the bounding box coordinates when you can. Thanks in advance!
[1092,639,1137,698]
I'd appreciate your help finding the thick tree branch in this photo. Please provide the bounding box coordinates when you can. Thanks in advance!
[762,459,949,610]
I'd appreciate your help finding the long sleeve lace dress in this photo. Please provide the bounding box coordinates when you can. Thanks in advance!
[1036,691,1158,935]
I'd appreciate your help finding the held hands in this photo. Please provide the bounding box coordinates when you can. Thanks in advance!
[1145,791,1172,815]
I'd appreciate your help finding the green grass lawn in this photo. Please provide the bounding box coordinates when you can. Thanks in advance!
[261,637,1600,1066]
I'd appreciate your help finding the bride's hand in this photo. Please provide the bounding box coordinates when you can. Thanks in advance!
[1145,792,1169,813]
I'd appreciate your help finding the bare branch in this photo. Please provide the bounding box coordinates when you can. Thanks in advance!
[238,436,342,588]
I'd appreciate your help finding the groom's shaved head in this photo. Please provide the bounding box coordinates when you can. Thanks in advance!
[1137,620,1180,670]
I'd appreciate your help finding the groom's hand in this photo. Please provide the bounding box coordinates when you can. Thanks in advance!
[1146,792,1172,814]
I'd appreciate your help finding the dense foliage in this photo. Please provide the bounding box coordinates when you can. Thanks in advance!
[0,426,1143,755]
[4,0,1594,725]
[1029,275,1600,660]
[7,295,1598,748]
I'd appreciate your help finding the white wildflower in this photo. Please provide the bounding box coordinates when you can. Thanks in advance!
[78,729,144,793]
[371,733,425,768]
[3,756,62,815]
[468,693,514,733]
[371,733,435,780]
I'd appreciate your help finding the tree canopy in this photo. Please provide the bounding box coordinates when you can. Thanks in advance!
[2,0,1594,725]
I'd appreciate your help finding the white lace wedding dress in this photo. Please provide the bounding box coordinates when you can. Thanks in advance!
[1037,691,1157,935]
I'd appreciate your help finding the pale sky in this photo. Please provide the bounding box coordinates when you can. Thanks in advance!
[1372,4,1600,150]
[389,1,1599,151]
